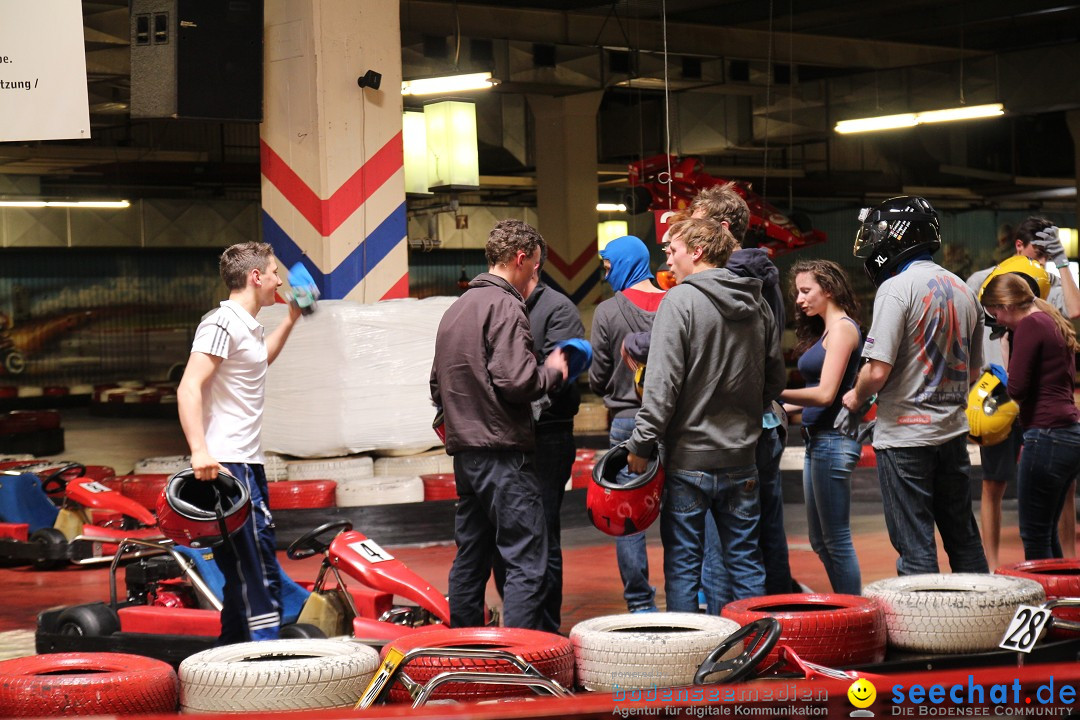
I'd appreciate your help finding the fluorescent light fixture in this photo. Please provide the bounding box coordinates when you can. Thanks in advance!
[0,199,130,208]
[835,103,1004,134]
[596,203,627,212]
[835,113,917,134]
[401,72,499,96]
[402,111,431,195]
[915,103,1004,124]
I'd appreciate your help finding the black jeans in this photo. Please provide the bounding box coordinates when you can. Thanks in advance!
[450,449,548,629]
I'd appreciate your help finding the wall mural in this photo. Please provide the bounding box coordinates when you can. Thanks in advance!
[0,250,223,391]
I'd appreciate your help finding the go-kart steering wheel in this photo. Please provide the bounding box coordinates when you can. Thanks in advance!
[694,617,782,685]
[287,519,353,560]
[40,463,87,495]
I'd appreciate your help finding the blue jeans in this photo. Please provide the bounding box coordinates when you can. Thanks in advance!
[876,434,989,575]
[661,464,764,612]
[702,426,789,614]
[803,430,862,594]
[610,416,656,611]
[1018,425,1080,560]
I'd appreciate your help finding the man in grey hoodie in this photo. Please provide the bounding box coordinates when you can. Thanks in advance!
[627,216,787,609]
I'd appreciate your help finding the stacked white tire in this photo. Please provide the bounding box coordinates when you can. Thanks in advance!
[570,612,741,691]
[862,573,1046,652]
[336,475,424,507]
[373,451,454,477]
[179,638,379,713]
[133,455,191,475]
[286,455,374,482]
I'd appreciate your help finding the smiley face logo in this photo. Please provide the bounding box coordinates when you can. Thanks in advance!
[848,678,877,709]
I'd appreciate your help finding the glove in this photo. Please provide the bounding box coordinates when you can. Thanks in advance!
[833,395,876,441]
[987,363,1008,385]
[1033,225,1068,268]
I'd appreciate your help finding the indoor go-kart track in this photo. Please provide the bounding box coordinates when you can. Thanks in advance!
[0,408,1071,720]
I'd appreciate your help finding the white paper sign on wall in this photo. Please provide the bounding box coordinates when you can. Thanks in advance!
[0,0,91,141]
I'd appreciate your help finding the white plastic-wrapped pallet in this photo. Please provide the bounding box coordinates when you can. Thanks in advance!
[260,298,456,458]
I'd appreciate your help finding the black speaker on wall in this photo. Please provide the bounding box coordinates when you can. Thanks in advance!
[131,0,263,122]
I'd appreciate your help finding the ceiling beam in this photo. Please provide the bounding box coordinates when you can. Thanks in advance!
[401,0,983,69]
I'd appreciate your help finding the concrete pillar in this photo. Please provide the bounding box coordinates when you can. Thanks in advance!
[528,92,604,318]
[261,0,408,302]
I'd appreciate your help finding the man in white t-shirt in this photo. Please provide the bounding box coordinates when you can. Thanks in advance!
[177,241,302,642]
[966,219,1080,568]
[843,196,989,576]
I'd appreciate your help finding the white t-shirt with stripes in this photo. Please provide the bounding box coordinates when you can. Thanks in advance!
[190,300,267,464]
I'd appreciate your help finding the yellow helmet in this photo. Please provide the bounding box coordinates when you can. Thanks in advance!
[966,369,1018,446]
[978,255,1051,303]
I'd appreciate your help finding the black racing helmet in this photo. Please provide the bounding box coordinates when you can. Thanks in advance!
[853,196,941,286]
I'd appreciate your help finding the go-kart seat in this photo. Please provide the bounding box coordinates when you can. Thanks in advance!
[172,545,310,625]
[0,471,59,532]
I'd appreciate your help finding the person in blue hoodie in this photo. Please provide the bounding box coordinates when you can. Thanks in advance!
[628,216,787,609]
[589,234,667,612]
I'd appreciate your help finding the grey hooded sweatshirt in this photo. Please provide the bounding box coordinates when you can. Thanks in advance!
[626,267,786,470]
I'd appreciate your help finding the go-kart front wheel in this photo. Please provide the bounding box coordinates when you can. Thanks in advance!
[30,528,68,570]
[57,603,120,637]
[280,623,327,640]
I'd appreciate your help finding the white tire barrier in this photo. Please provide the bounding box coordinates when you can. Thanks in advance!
[862,573,1046,653]
[335,475,424,507]
[570,612,741,691]
[286,455,374,482]
[179,638,379,713]
[373,451,454,477]
[133,455,191,475]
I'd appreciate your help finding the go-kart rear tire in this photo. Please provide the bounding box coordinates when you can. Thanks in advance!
[721,593,887,667]
[862,573,1046,652]
[0,652,177,716]
[29,528,67,570]
[571,612,741,692]
[382,627,574,703]
[279,623,327,640]
[57,603,120,638]
[179,638,379,713]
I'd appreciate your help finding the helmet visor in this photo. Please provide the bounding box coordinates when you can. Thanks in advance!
[853,208,887,258]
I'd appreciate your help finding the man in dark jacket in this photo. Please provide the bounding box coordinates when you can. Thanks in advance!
[430,219,568,629]
[520,243,585,632]
[628,216,787,609]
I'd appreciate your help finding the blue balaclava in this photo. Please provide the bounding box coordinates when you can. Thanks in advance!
[599,235,653,293]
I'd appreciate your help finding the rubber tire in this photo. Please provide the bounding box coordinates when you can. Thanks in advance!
[862,573,1046,652]
[721,593,886,667]
[286,456,374,482]
[420,473,457,501]
[132,456,191,474]
[335,475,424,507]
[179,638,380,713]
[570,612,740,692]
[374,452,454,477]
[267,480,337,510]
[29,528,67,571]
[56,603,120,638]
[0,652,177,717]
[279,623,328,640]
[996,559,1080,639]
[383,627,574,703]
[118,474,170,510]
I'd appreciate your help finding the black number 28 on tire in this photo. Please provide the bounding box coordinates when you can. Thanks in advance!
[999,604,1052,653]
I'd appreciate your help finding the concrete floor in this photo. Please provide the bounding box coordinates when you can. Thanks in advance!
[0,406,1042,663]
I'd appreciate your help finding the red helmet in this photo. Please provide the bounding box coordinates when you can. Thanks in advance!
[156,468,250,548]
[587,442,664,537]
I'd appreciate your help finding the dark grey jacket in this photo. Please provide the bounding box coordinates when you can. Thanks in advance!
[525,282,585,430]
[627,268,786,469]
[430,273,562,454]
[589,291,662,420]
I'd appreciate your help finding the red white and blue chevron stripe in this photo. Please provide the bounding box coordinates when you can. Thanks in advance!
[260,133,408,301]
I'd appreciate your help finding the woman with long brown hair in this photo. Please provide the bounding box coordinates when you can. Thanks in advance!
[779,259,863,594]
[981,271,1080,559]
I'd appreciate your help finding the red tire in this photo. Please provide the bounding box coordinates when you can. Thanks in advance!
[267,479,337,510]
[382,627,574,703]
[0,652,177,717]
[996,559,1080,638]
[570,459,594,489]
[721,593,886,666]
[119,474,170,510]
[421,473,457,501]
